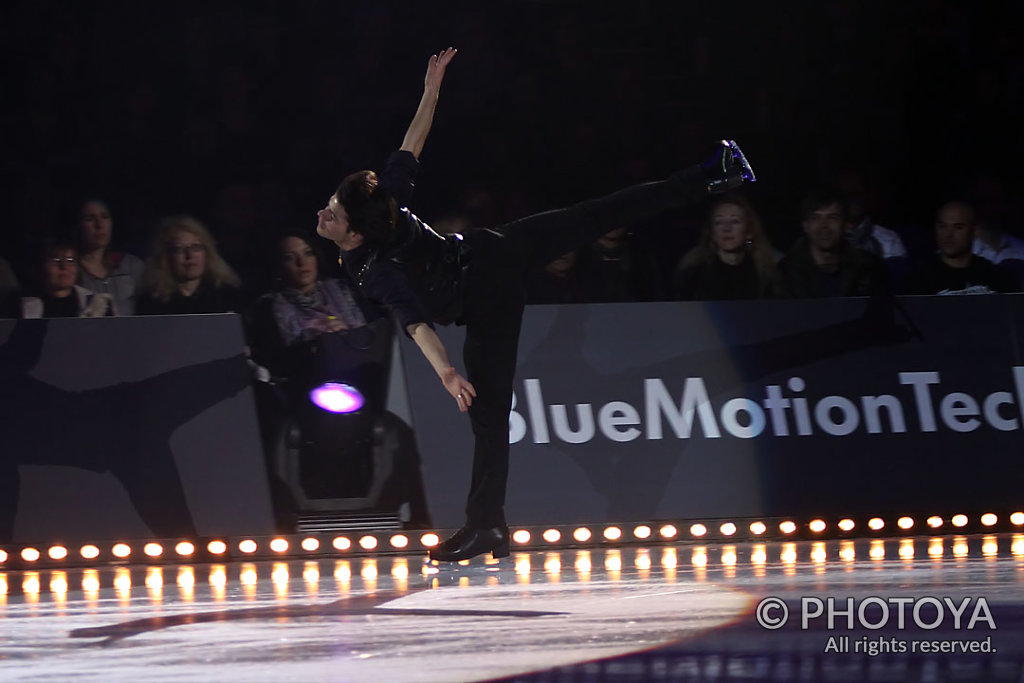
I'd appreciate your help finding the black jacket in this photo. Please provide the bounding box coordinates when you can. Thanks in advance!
[339,151,469,331]
[775,237,888,298]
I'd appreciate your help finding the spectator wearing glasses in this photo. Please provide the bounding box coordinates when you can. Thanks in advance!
[21,239,116,318]
[136,215,242,315]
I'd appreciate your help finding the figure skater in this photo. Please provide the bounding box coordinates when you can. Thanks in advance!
[316,48,755,561]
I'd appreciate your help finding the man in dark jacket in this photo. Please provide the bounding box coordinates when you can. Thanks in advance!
[776,191,889,298]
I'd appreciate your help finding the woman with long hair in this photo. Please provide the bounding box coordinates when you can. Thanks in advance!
[317,49,755,562]
[136,215,242,315]
[672,193,777,300]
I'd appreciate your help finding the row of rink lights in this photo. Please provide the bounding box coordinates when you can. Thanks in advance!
[0,533,443,568]
[2,513,1023,568]
[5,535,1024,599]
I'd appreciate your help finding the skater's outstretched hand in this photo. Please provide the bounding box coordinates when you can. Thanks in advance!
[425,47,457,93]
[442,366,476,413]
[401,47,457,160]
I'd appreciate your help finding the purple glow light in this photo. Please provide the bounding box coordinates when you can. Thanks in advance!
[309,383,364,414]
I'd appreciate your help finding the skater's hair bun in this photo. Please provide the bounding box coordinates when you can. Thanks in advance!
[335,170,397,248]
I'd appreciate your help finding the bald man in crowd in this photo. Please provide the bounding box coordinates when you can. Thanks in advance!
[902,201,1020,295]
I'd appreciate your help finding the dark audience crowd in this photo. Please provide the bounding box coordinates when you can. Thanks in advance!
[2,181,1021,329]
[3,1,1023,323]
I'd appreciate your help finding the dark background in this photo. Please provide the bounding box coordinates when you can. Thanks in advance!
[2,0,1021,286]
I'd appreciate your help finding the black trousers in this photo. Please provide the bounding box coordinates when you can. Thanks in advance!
[456,165,708,528]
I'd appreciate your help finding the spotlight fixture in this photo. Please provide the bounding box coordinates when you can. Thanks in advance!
[309,382,364,414]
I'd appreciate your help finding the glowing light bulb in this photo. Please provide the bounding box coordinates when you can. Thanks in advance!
[573,527,592,543]
[603,527,622,541]
[309,383,364,413]
[333,537,352,551]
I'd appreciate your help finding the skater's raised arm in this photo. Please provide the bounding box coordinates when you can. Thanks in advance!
[407,321,476,412]
[400,47,457,160]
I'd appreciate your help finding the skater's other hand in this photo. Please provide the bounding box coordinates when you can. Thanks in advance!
[442,366,476,412]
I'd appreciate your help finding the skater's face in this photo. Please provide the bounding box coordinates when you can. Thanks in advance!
[803,202,845,252]
[317,196,363,251]
[935,203,976,259]
[711,203,751,254]
[169,229,207,283]
[280,236,319,292]
[79,200,113,252]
